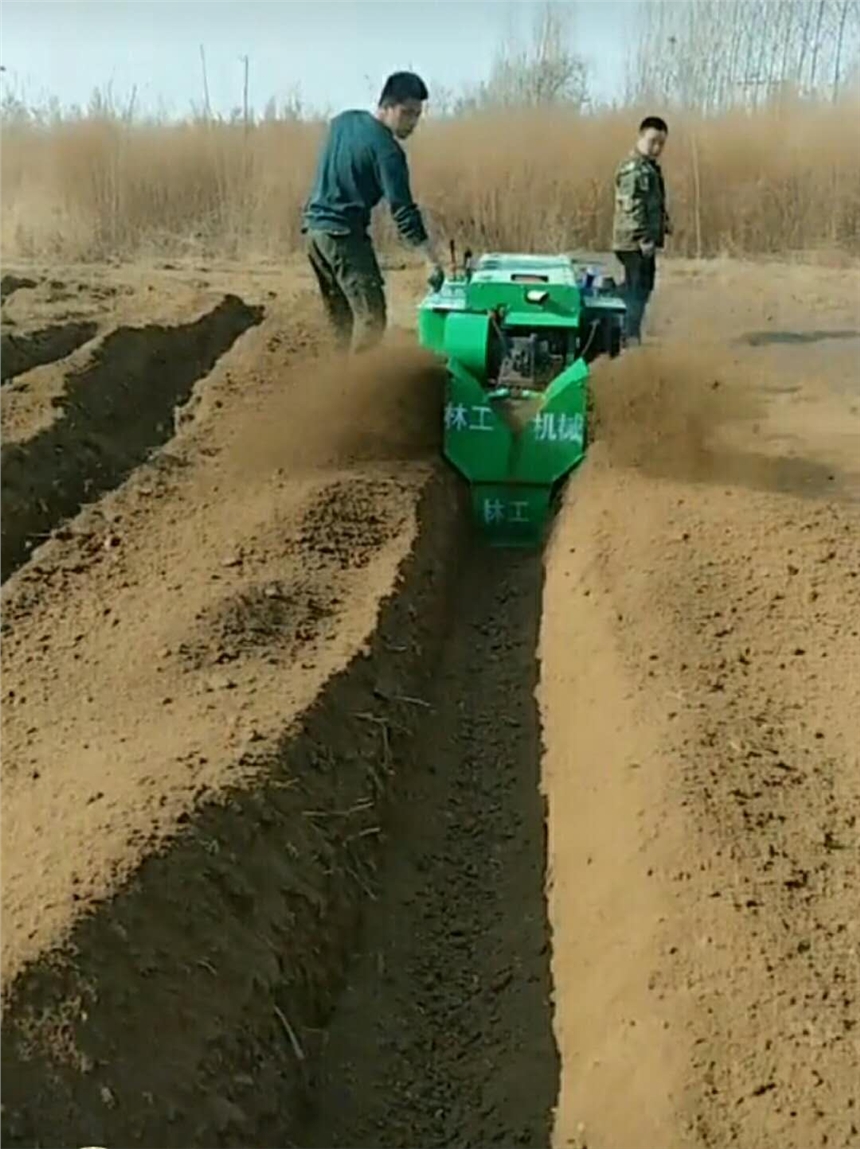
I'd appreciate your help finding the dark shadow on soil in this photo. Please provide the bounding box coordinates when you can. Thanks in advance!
[0,274,37,302]
[640,447,860,504]
[1,472,559,1149]
[0,295,263,582]
[294,547,558,1149]
[1,320,99,383]
[739,329,860,347]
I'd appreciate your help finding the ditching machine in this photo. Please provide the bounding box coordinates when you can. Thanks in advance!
[417,247,626,547]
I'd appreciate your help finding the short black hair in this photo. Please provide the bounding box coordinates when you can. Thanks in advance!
[639,115,668,134]
[379,71,429,107]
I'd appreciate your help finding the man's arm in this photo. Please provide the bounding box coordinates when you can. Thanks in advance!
[377,144,428,245]
[376,144,443,278]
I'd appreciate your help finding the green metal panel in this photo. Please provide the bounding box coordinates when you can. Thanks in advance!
[417,278,469,354]
[469,483,554,547]
[501,309,580,329]
[442,312,490,376]
[470,253,579,282]
[416,250,618,548]
[443,359,587,489]
[417,305,446,350]
[465,252,582,319]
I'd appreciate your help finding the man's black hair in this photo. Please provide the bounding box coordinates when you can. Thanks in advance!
[379,71,429,107]
[639,115,668,134]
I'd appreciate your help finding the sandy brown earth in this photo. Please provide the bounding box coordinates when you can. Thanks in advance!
[1,254,858,1149]
[544,261,860,1149]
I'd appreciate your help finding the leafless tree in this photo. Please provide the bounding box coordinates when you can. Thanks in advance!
[626,0,860,112]
[830,0,856,98]
[457,2,589,113]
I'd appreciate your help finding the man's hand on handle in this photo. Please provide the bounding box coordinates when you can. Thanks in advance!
[417,239,445,293]
[427,264,444,292]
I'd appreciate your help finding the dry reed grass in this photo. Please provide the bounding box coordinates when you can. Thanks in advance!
[2,97,859,263]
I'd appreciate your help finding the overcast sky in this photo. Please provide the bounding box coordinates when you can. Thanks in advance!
[1,0,641,117]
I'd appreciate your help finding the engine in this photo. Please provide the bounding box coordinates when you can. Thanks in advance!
[495,330,570,394]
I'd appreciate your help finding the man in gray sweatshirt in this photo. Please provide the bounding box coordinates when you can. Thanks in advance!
[302,71,443,353]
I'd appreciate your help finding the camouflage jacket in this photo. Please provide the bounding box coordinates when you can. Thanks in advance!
[612,149,671,252]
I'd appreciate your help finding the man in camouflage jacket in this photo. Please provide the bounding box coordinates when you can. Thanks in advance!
[612,116,671,343]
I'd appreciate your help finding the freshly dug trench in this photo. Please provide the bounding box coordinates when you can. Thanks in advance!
[293,546,558,1149]
[1,320,99,383]
[0,469,558,1149]
[0,294,263,581]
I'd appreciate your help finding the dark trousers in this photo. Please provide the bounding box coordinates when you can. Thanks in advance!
[305,229,387,353]
[614,250,656,342]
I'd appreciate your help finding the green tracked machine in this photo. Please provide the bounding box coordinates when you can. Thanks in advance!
[417,248,627,547]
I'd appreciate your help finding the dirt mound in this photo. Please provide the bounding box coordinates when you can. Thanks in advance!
[295,478,411,571]
[0,294,263,581]
[179,580,340,671]
[543,459,860,1149]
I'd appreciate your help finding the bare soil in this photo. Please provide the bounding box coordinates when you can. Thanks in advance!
[295,548,558,1149]
[1,255,858,1149]
[543,258,860,1149]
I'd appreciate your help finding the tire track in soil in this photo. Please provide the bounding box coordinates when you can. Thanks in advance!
[293,547,558,1149]
[0,294,263,581]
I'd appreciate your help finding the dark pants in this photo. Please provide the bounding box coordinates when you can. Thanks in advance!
[614,250,656,342]
[305,229,387,353]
